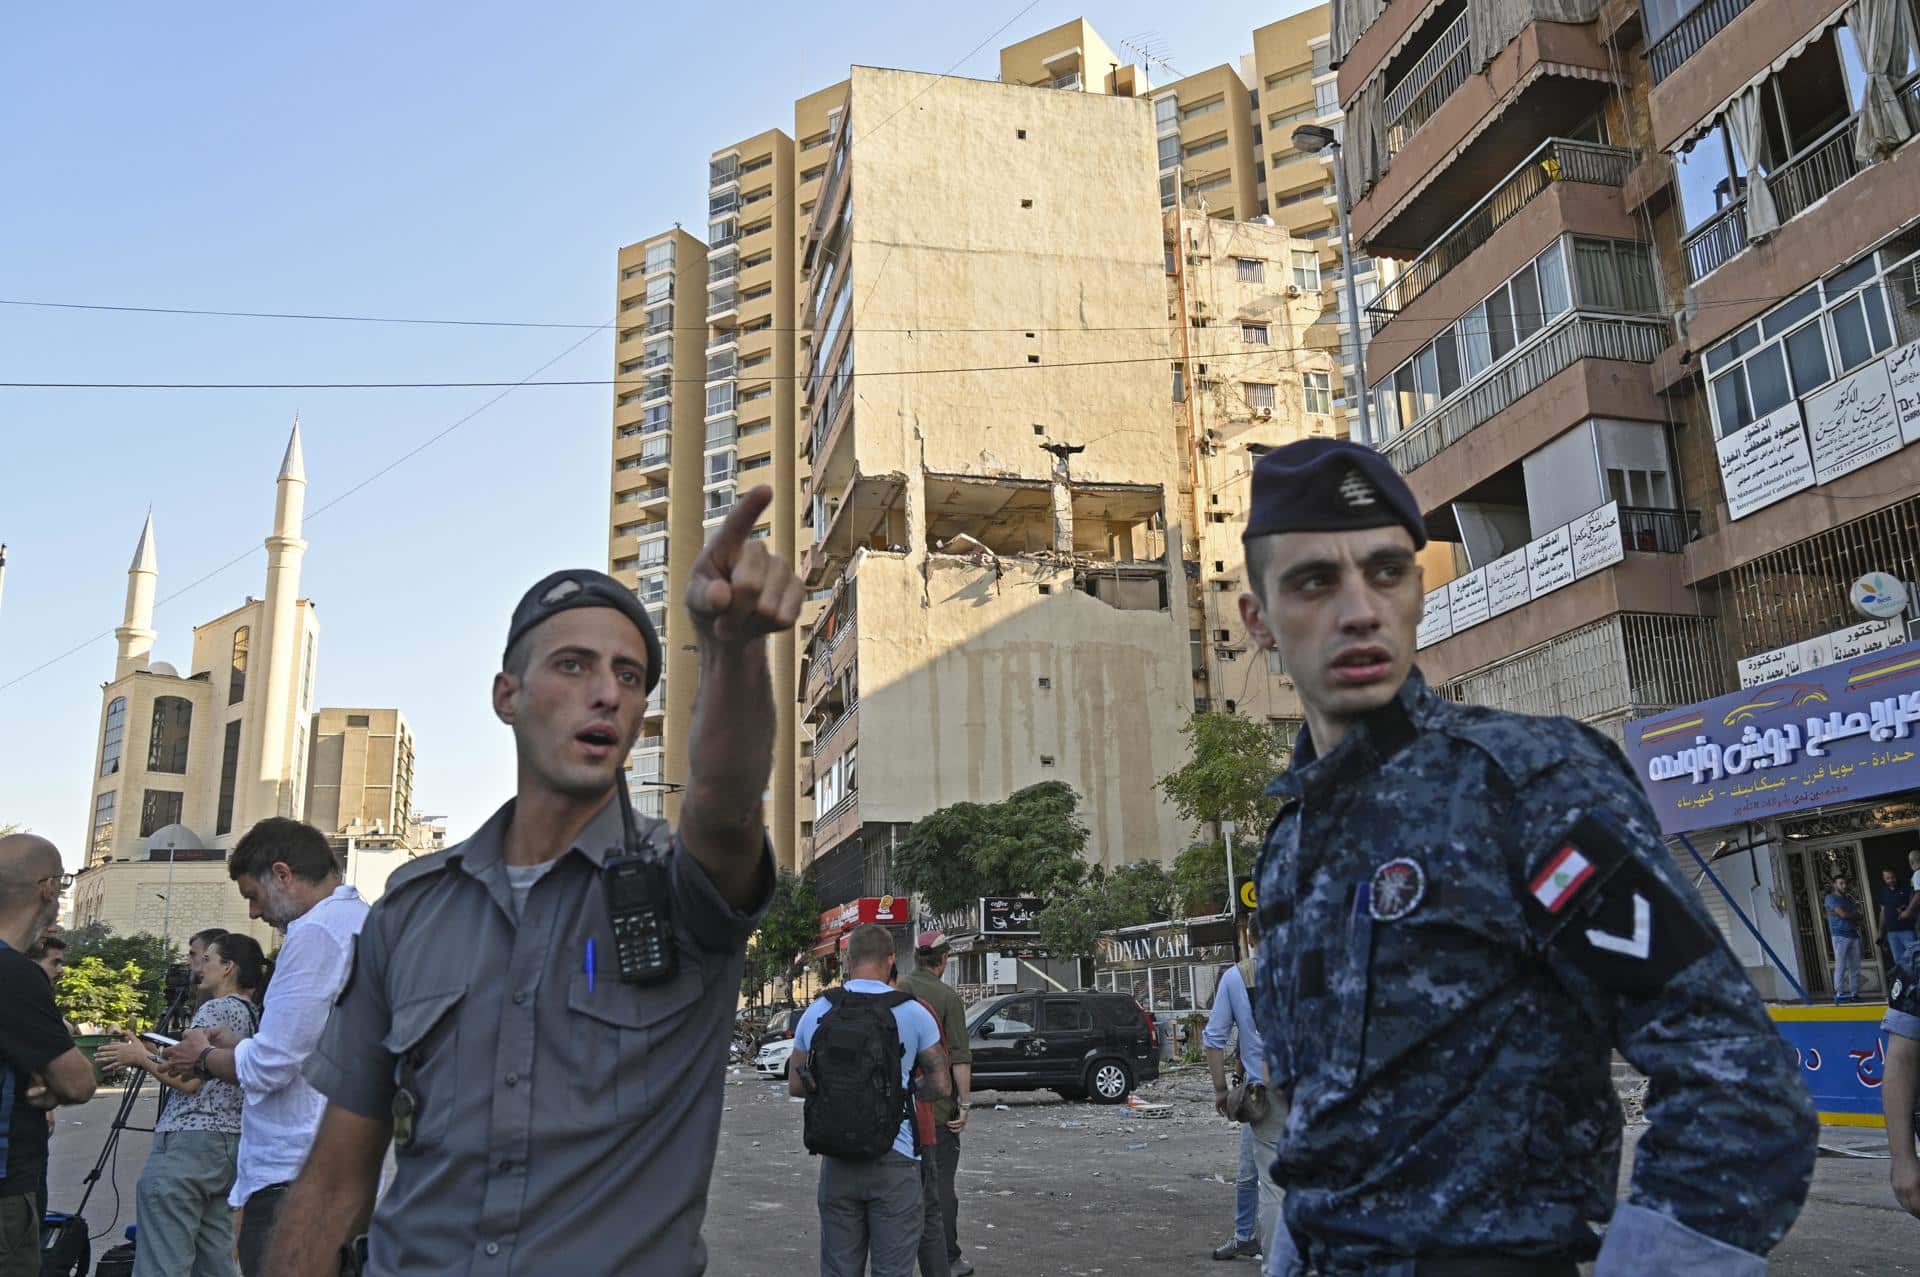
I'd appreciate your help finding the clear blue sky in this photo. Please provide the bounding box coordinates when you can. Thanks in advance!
[0,0,1301,865]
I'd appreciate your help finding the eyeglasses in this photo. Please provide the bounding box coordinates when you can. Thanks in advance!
[39,873,74,891]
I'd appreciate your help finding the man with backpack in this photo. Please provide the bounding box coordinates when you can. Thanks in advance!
[790,924,954,1277]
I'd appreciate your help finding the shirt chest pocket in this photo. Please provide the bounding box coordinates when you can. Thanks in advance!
[383,986,465,1153]
[566,967,709,1121]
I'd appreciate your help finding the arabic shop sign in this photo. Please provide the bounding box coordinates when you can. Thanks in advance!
[1737,617,1906,688]
[1417,502,1624,650]
[1769,1005,1891,1127]
[979,897,1046,936]
[1623,646,1920,835]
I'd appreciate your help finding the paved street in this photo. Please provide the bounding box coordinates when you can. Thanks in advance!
[44,1067,1920,1274]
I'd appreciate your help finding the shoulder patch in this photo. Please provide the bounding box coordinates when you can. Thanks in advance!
[1523,814,1716,995]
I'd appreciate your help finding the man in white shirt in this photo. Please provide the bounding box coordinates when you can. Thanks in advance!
[163,818,368,1276]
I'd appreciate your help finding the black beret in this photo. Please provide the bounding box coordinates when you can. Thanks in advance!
[504,569,664,693]
[1242,438,1428,549]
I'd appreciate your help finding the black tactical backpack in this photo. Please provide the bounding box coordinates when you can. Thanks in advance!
[802,987,914,1161]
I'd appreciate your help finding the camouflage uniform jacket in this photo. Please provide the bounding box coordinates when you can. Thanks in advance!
[1253,670,1816,1276]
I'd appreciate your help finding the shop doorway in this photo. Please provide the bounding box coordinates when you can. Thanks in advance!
[1785,840,1886,1000]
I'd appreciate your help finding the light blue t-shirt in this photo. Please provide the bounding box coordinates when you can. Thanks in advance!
[1826,892,1859,939]
[796,978,942,1159]
[1200,962,1264,1086]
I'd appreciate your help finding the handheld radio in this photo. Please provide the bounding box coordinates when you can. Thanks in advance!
[602,776,678,986]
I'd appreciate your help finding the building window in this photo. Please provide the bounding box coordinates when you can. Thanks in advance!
[1304,371,1332,415]
[706,452,735,485]
[1159,172,1178,209]
[1154,95,1179,131]
[1189,173,1232,196]
[228,628,249,705]
[217,720,242,836]
[1157,135,1181,169]
[1291,249,1320,290]
[1172,365,1186,402]
[1184,135,1228,161]
[1703,250,1901,436]
[347,713,371,727]
[706,486,734,518]
[644,241,675,275]
[147,696,193,774]
[1181,97,1223,122]
[100,697,127,777]
[1245,382,1277,411]
[300,632,315,713]
[1241,322,1270,345]
[1314,79,1340,117]
[140,788,183,838]
[1235,258,1265,284]
[91,791,116,859]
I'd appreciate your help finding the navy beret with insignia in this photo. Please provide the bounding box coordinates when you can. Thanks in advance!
[1242,438,1428,549]
[505,569,664,693]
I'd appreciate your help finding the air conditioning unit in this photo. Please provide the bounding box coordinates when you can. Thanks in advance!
[1285,284,1302,298]
[1909,261,1920,305]
[1257,407,1274,420]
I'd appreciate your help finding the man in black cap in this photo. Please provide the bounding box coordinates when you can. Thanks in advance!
[267,487,796,1275]
[1238,439,1815,1276]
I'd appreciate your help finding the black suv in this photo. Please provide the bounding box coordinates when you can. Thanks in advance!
[965,990,1159,1103]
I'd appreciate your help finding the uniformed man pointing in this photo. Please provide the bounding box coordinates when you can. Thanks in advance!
[1237,440,1816,1277]
[268,487,798,1275]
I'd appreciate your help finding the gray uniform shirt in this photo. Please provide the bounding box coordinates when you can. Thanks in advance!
[306,794,773,1276]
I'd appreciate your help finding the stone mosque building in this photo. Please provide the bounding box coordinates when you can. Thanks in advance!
[69,422,425,943]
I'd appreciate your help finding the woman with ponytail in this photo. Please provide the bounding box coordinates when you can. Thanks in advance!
[95,933,265,1275]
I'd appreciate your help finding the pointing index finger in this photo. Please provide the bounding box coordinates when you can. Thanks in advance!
[706,485,775,564]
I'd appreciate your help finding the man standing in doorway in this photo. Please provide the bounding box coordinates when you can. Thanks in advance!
[899,931,973,1277]
[161,818,368,1275]
[1880,867,1918,972]
[1827,875,1862,1003]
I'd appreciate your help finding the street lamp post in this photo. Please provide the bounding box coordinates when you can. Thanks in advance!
[1292,124,1374,446]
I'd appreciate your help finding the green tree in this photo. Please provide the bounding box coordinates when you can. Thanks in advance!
[62,924,179,1024]
[893,781,1091,915]
[57,956,148,1030]
[742,870,822,1005]
[1037,860,1176,958]
[1173,840,1232,916]
[1155,711,1292,838]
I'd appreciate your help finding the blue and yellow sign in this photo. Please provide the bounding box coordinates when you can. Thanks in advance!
[1768,1004,1890,1128]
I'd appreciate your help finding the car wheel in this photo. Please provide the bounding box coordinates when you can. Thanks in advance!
[1086,1059,1132,1104]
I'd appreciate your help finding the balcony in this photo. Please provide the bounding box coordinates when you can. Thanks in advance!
[1618,506,1703,553]
[635,440,671,474]
[1368,138,1633,332]
[1384,11,1471,157]
[709,253,738,286]
[708,284,738,323]
[811,787,861,859]
[710,155,739,189]
[706,351,737,383]
[1681,108,1887,284]
[804,474,908,587]
[1382,313,1668,474]
[1648,0,1755,83]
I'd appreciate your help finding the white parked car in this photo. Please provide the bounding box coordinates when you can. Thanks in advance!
[755,1036,795,1080]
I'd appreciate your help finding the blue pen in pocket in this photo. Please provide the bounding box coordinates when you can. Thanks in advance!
[585,937,597,993]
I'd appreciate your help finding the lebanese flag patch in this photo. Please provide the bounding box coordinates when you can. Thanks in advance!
[1531,845,1595,914]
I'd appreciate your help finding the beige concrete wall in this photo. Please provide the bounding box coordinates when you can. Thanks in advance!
[843,68,1174,485]
[1171,212,1333,727]
[998,19,1129,94]
[70,858,275,948]
[1161,65,1263,221]
[799,68,1195,865]
[306,708,413,835]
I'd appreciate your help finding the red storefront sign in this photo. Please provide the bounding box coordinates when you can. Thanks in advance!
[810,895,910,957]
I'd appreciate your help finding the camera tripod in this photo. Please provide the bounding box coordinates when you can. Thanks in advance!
[68,977,195,1225]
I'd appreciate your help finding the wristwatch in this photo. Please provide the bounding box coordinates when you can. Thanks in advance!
[194,1046,216,1079]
